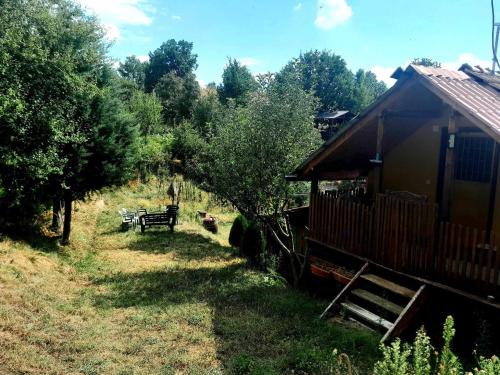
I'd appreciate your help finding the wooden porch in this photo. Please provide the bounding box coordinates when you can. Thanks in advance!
[307,192,500,298]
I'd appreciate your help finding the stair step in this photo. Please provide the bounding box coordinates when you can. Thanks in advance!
[351,289,404,315]
[341,302,393,330]
[360,274,416,298]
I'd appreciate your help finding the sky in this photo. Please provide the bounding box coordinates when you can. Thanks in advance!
[77,0,494,87]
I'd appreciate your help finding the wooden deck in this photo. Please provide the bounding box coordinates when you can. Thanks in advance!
[308,193,500,297]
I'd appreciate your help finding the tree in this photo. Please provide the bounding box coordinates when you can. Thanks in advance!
[217,58,258,106]
[192,86,222,137]
[118,55,146,89]
[154,71,200,125]
[279,50,386,114]
[144,39,198,92]
[0,0,107,227]
[279,50,355,112]
[129,91,164,136]
[352,69,387,113]
[0,0,140,244]
[60,85,139,244]
[411,57,441,68]
[196,76,322,285]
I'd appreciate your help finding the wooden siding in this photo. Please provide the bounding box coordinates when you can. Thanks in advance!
[309,193,500,294]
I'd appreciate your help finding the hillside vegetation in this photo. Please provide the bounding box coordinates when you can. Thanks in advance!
[0,182,379,374]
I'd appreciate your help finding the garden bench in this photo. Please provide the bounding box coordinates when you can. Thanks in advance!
[140,205,179,233]
[119,208,135,230]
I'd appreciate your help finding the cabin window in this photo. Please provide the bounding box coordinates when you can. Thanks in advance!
[455,135,494,183]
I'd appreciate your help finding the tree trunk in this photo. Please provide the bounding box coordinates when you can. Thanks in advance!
[61,190,72,245]
[51,198,63,232]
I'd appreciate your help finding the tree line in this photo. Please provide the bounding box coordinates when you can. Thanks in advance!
[0,0,389,246]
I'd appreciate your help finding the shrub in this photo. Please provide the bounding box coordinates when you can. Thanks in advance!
[240,221,265,264]
[372,316,499,375]
[229,215,249,248]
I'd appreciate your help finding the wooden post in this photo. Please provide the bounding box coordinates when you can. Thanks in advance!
[441,109,456,220]
[486,142,500,237]
[311,177,319,195]
[372,112,385,195]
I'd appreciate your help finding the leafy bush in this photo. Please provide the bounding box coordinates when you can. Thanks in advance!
[229,215,249,248]
[135,134,174,181]
[240,222,265,264]
[373,316,499,375]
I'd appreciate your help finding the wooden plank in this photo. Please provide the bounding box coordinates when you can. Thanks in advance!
[341,301,393,331]
[351,288,404,315]
[485,232,495,288]
[306,237,500,310]
[319,262,369,319]
[360,274,416,298]
[381,285,428,343]
[441,108,456,220]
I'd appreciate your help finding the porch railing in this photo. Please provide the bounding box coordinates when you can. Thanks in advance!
[309,193,500,294]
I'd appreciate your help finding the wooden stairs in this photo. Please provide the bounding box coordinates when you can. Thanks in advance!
[320,263,428,342]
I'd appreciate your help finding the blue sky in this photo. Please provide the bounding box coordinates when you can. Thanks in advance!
[78,0,494,86]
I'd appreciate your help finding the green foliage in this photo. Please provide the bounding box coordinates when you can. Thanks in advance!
[197,75,322,220]
[438,316,462,375]
[240,222,265,264]
[72,88,139,197]
[279,50,387,114]
[192,87,222,137]
[0,0,107,222]
[135,134,174,181]
[413,328,432,375]
[129,91,164,136]
[144,39,198,93]
[412,58,442,68]
[154,71,200,125]
[172,121,206,168]
[217,58,258,106]
[373,317,498,375]
[374,339,412,375]
[352,69,387,113]
[118,55,146,89]
[229,215,249,247]
[473,356,500,375]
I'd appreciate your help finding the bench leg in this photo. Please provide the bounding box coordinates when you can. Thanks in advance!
[169,224,174,232]
[141,224,145,233]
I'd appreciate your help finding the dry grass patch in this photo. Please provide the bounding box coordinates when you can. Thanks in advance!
[0,181,379,374]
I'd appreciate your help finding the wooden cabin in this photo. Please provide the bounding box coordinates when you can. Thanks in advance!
[287,64,500,341]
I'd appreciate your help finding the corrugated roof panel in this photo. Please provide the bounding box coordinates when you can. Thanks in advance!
[411,64,500,137]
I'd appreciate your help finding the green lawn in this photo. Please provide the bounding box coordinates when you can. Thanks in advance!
[0,182,379,374]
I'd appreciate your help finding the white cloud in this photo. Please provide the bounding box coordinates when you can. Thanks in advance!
[370,65,397,87]
[314,0,352,30]
[441,53,490,71]
[171,15,182,20]
[136,55,149,63]
[77,0,153,40]
[237,57,259,67]
[293,2,302,11]
[102,23,121,41]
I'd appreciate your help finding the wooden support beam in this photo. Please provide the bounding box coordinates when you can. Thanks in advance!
[441,109,457,220]
[486,142,500,237]
[372,112,385,195]
[319,262,369,319]
[311,178,319,195]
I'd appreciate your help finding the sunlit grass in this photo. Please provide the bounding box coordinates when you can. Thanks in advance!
[0,180,379,374]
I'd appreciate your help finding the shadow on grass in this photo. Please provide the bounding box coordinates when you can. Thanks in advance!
[90,229,380,373]
[2,229,61,253]
[125,229,239,261]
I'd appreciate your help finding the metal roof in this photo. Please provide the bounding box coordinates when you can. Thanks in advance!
[410,64,500,138]
[290,64,500,179]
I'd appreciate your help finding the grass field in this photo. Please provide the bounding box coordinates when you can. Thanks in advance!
[0,181,379,374]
